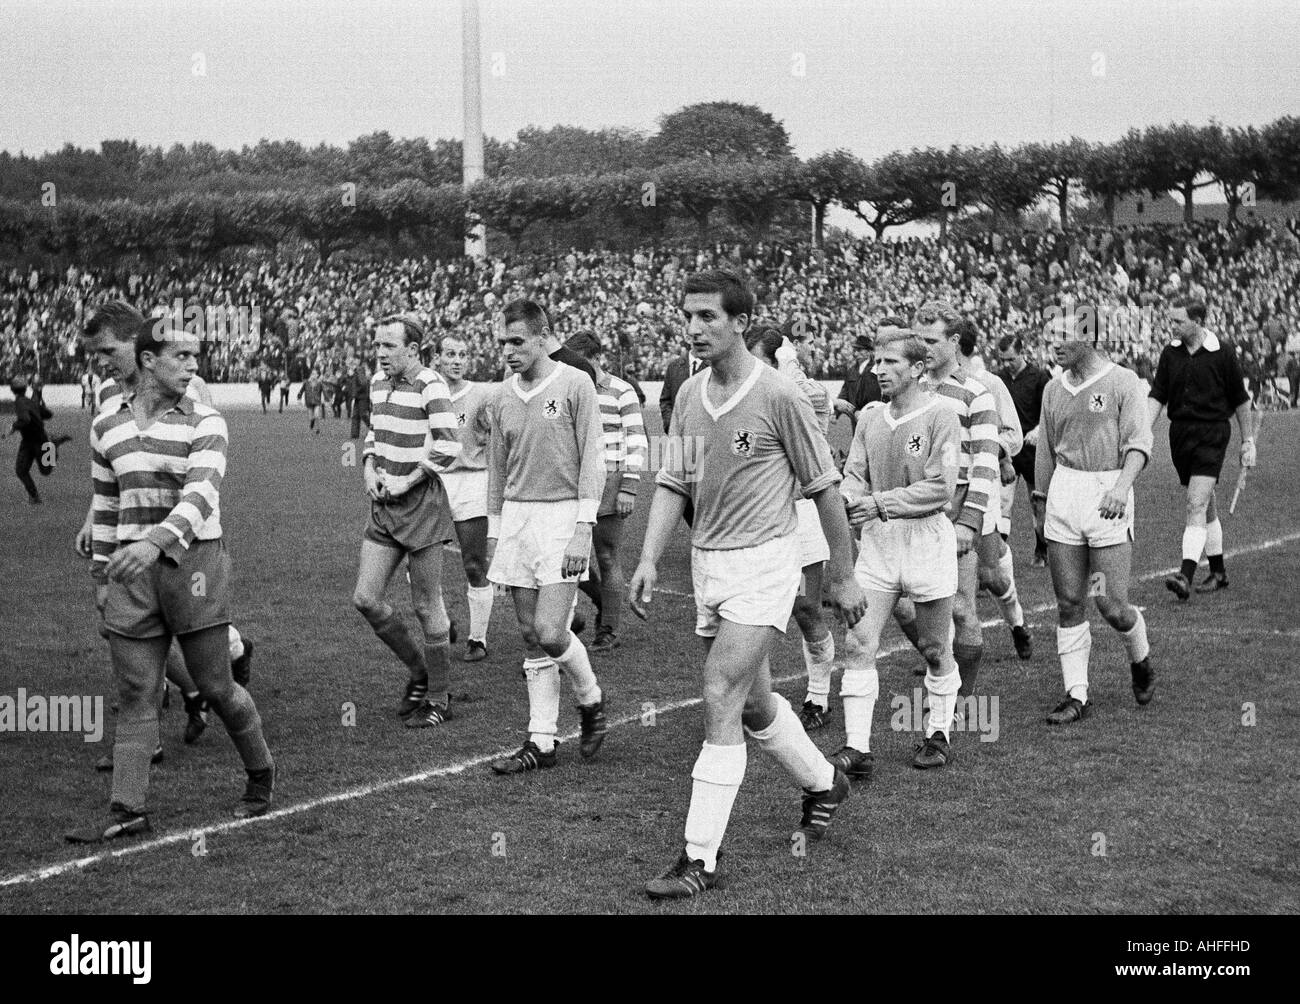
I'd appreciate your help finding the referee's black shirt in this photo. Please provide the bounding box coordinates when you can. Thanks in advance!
[998,360,1051,433]
[1149,331,1250,422]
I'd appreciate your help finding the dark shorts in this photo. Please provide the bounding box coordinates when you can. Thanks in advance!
[364,478,455,553]
[597,474,627,518]
[104,539,232,639]
[1169,420,1231,485]
[1012,444,1036,490]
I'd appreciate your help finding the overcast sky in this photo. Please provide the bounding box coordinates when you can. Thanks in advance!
[3,0,1297,161]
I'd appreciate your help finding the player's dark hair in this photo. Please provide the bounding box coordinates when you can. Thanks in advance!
[378,313,427,346]
[1175,297,1207,323]
[501,299,551,339]
[956,319,980,357]
[565,330,602,360]
[85,300,146,342]
[744,325,783,363]
[997,334,1025,354]
[135,325,198,367]
[684,268,755,320]
[877,315,911,331]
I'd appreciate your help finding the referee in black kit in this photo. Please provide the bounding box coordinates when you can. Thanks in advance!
[1146,297,1256,599]
[997,333,1052,565]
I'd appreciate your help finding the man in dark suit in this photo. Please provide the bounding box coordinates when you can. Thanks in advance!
[833,330,884,426]
[658,346,706,433]
[9,376,70,504]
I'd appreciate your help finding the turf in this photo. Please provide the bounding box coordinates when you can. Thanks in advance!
[1,403,1297,914]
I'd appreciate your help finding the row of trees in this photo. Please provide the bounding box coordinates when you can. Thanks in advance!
[3,105,1298,266]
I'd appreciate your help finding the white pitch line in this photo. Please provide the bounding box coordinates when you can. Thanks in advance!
[3,530,1297,891]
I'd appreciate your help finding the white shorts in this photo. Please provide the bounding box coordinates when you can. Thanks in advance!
[1045,466,1134,548]
[488,499,588,588]
[441,469,488,522]
[691,535,801,638]
[998,480,1015,537]
[795,498,830,567]
[855,512,958,602]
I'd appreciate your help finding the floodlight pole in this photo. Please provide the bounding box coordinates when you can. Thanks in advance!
[462,0,487,259]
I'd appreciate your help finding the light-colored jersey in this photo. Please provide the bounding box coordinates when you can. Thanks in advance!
[841,395,960,519]
[363,366,461,497]
[488,363,607,525]
[90,394,225,577]
[923,369,1000,534]
[657,360,840,551]
[965,355,1023,459]
[445,381,497,472]
[96,374,210,413]
[1036,362,1153,480]
[597,371,648,491]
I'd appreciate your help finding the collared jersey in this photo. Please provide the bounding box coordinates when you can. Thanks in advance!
[657,359,840,551]
[596,371,648,489]
[363,366,461,496]
[922,369,1000,533]
[1149,329,1250,422]
[445,381,497,472]
[841,395,961,520]
[97,375,210,413]
[965,356,1022,459]
[90,393,226,578]
[487,362,607,524]
[1037,361,1154,477]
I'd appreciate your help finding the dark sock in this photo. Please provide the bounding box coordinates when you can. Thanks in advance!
[1208,554,1226,576]
[954,642,984,697]
[898,616,922,653]
[1180,558,1198,581]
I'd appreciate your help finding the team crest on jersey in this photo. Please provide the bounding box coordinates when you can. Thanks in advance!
[456,412,467,427]
[907,434,925,457]
[544,399,559,417]
[1089,392,1106,413]
[731,429,754,458]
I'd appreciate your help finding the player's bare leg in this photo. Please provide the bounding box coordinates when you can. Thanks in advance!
[1088,541,1154,705]
[1168,474,1217,599]
[353,539,428,717]
[178,624,275,815]
[951,548,983,703]
[583,513,626,652]
[794,562,836,730]
[405,543,454,726]
[454,516,493,660]
[978,531,1031,659]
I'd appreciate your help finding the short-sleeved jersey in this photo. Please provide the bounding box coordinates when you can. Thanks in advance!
[841,395,961,520]
[1149,330,1250,422]
[1037,362,1153,476]
[657,360,840,551]
[363,366,461,496]
[445,381,497,472]
[487,363,607,524]
[97,375,209,414]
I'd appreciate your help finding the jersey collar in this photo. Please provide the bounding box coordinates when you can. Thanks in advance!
[700,356,763,420]
[1059,361,1115,396]
[884,395,938,430]
[511,364,563,403]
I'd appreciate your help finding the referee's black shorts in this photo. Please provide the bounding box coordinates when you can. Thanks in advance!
[1169,420,1231,486]
[1012,444,1036,490]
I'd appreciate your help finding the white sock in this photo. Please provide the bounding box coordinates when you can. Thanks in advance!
[1204,518,1224,557]
[840,667,878,753]
[523,657,560,752]
[555,633,601,706]
[1122,609,1150,663]
[228,626,244,661]
[802,631,835,709]
[747,694,835,792]
[924,666,960,739]
[1182,524,1208,564]
[467,585,494,643]
[995,548,1024,627]
[683,742,746,872]
[1057,623,1092,703]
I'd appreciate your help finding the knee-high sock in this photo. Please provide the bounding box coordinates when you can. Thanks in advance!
[372,610,424,677]
[954,642,984,697]
[683,742,746,872]
[210,684,273,771]
[466,584,494,643]
[523,658,560,752]
[802,630,835,709]
[924,666,960,740]
[1057,623,1091,703]
[555,633,600,706]
[746,693,835,792]
[110,710,159,813]
[599,564,624,633]
[423,636,451,702]
[1204,518,1225,574]
[1182,524,1208,580]
[839,655,879,754]
[227,625,244,661]
[995,548,1024,627]
[1121,609,1150,663]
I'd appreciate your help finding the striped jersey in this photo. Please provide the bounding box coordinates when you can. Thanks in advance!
[964,356,1022,459]
[597,371,648,492]
[1036,362,1153,480]
[841,395,961,519]
[922,368,1000,533]
[363,366,461,497]
[97,374,210,413]
[90,393,226,578]
[446,381,497,472]
[487,363,607,528]
[779,356,831,436]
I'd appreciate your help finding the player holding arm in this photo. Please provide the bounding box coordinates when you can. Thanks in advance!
[1033,310,1155,724]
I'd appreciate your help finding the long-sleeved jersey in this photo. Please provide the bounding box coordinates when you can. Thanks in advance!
[1036,362,1153,486]
[90,394,226,580]
[596,371,648,493]
[841,395,961,520]
[364,366,461,497]
[445,381,497,472]
[923,369,1000,534]
[487,363,607,528]
[965,356,1023,459]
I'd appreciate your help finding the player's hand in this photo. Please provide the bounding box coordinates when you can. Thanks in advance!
[628,561,657,620]
[1240,439,1257,469]
[94,583,108,614]
[364,467,384,502]
[75,517,94,557]
[1024,426,1040,448]
[616,490,636,518]
[845,497,875,529]
[955,525,976,557]
[105,540,162,584]
[1000,456,1017,485]
[1098,489,1127,520]
[824,575,867,629]
[562,524,592,579]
